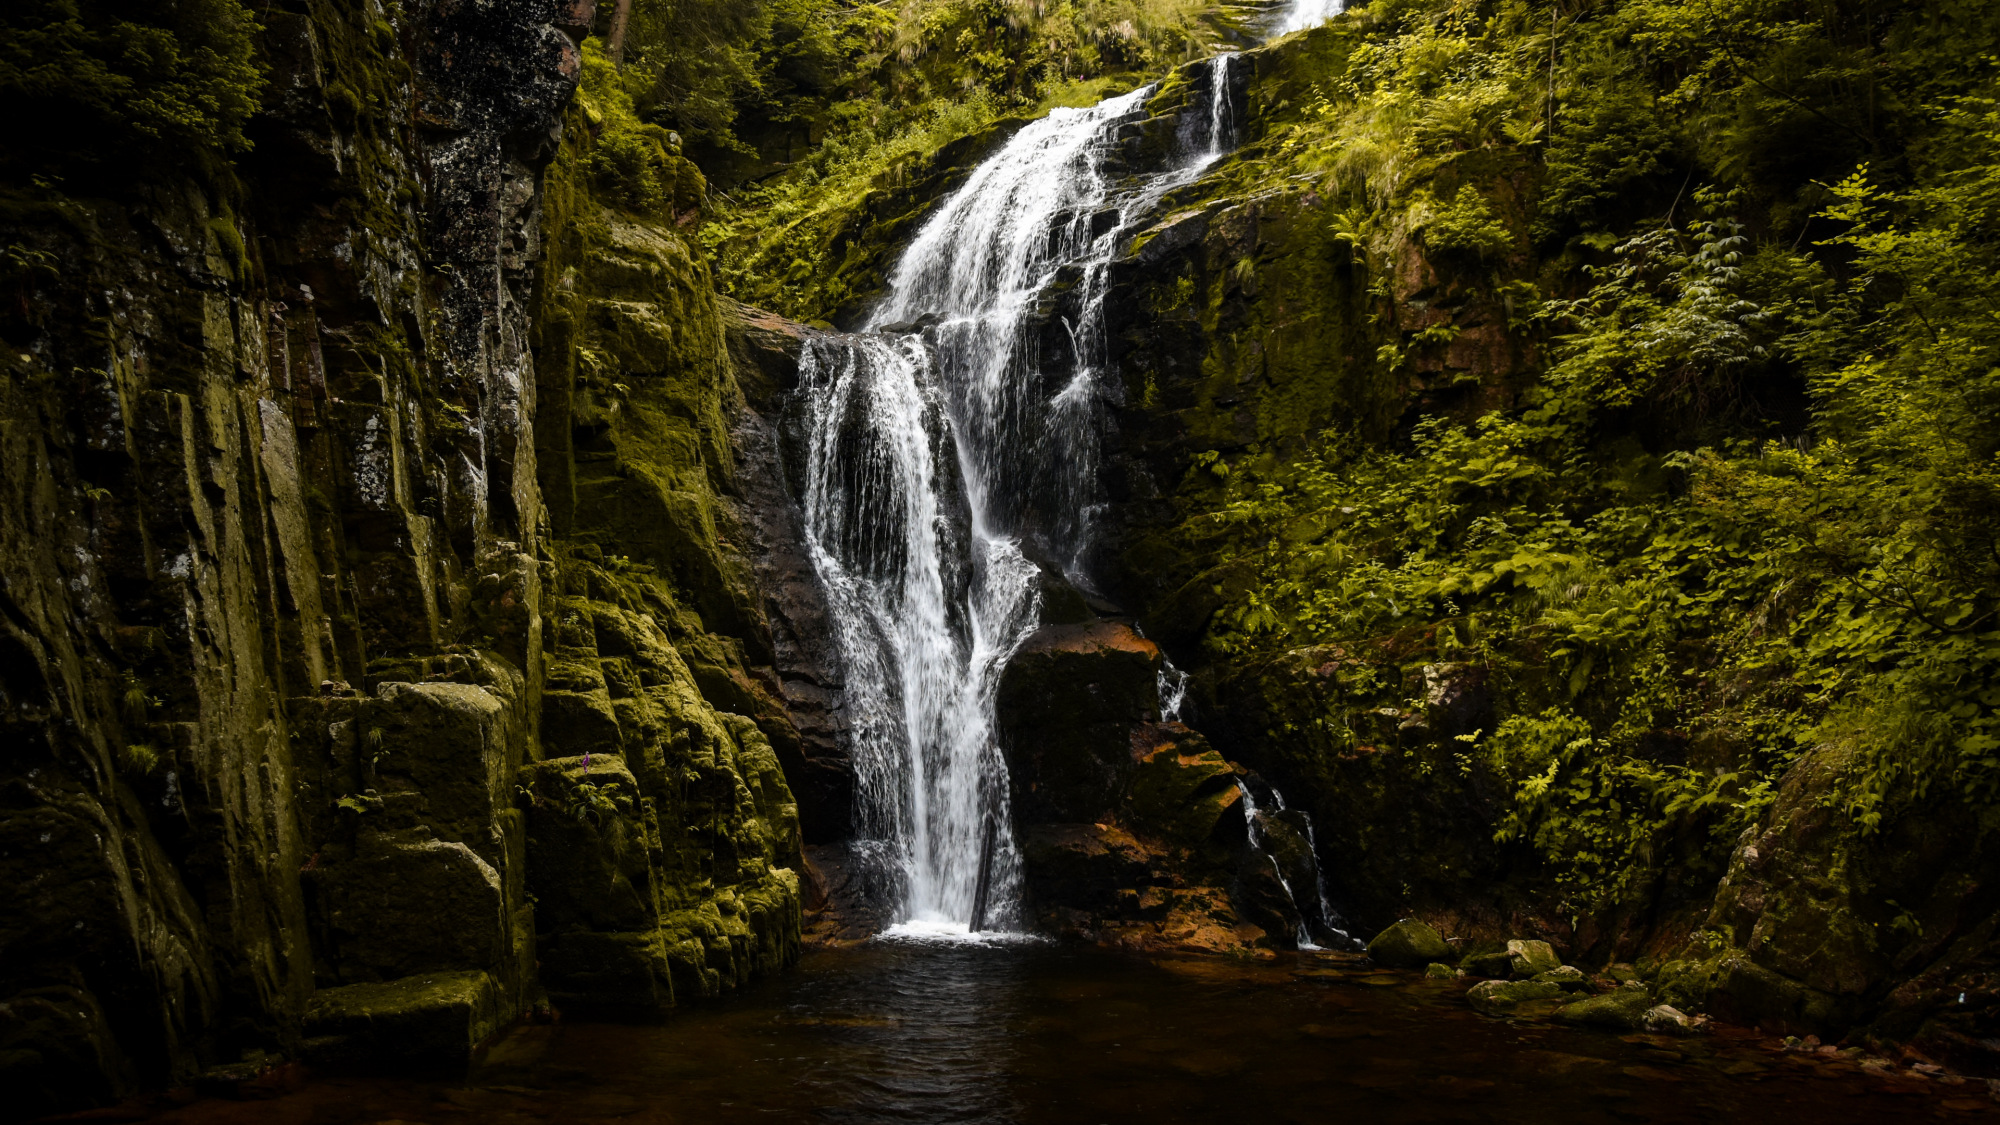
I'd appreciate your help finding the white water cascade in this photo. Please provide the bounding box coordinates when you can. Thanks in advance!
[1270,0,1345,36]
[797,58,1242,934]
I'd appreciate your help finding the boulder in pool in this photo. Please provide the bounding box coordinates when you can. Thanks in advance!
[1366,919,1451,968]
[1467,979,1565,1016]
[1555,981,1655,1030]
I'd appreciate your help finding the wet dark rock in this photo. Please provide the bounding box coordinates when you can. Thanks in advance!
[1367,920,1452,968]
[993,621,1292,952]
[724,303,853,846]
[998,621,1164,824]
[800,843,902,945]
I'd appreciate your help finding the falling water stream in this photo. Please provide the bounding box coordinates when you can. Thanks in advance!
[798,56,1246,933]
[1270,0,1346,36]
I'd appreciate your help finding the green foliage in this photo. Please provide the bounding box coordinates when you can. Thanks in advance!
[657,0,1239,316]
[1177,0,2000,911]
[623,0,1227,165]
[579,39,708,217]
[0,0,264,180]
[1420,184,1513,260]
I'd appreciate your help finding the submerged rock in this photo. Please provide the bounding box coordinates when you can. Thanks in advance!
[1367,919,1453,968]
[1425,963,1461,980]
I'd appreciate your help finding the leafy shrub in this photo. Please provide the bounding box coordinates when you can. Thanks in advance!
[1421,184,1512,260]
[0,0,264,179]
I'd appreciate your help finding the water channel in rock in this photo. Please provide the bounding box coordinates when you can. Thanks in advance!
[148,943,1980,1124]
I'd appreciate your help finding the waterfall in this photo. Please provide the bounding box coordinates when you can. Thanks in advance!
[798,59,1242,933]
[1270,0,1345,36]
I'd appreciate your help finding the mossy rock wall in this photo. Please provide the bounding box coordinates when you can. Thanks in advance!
[0,2,808,1117]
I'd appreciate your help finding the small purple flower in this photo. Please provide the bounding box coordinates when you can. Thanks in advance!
[581,751,591,775]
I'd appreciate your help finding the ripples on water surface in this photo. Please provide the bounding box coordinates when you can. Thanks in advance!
[144,942,1995,1124]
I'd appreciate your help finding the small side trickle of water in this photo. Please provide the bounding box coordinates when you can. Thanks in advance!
[1235,777,1359,951]
[1157,660,1190,724]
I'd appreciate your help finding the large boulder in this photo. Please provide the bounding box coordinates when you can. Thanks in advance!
[302,971,506,1069]
[1368,919,1452,968]
[997,623,1298,953]
[998,621,1163,823]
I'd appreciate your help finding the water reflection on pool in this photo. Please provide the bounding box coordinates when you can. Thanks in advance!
[156,941,1991,1124]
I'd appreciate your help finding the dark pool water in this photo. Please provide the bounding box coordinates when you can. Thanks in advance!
[151,940,1995,1124]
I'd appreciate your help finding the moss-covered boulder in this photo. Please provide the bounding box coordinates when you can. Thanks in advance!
[1467,979,1566,1017]
[302,971,507,1069]
[1506,940,1561,978]
[1554,983,1657,1030]
[1367,919,1452,968]
[1534,966,1591,992]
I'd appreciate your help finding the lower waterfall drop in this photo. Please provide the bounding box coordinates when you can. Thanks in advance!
[797,59,1245,933]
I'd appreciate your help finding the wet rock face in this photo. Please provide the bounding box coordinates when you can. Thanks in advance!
[0,1,805,1115]
[722,303,854,844]
[993,620,1310,953]
[999,622,1167,824]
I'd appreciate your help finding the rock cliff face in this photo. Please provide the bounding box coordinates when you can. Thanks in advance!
[996,621,1291,954]
[0,1,807,1116]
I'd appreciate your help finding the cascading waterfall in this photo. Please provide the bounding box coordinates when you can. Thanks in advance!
[798,58,1242,933]
[1270,0,1345,36]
